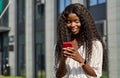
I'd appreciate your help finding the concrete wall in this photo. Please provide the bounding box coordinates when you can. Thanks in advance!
[25,0,35,78]
[107,0,120,78]
[45,0,57,78]
[8,0,17,76]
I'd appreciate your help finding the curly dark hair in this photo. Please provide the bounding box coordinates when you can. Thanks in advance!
[55,3,105,66]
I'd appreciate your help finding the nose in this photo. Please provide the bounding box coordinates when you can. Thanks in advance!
[71,22,76,27]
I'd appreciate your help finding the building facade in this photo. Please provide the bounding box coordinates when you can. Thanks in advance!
[0,0,120,78]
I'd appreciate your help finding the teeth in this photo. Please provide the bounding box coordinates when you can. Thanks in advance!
[72,27,78,29]
[71,28,77,32]
[72,29,76,30]
[72,27,77,29]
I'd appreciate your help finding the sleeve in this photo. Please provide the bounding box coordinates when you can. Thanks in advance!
[90,40,103,77]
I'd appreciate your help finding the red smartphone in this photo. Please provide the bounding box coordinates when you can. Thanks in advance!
[63,42,73,48]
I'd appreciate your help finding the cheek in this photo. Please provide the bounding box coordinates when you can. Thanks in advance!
[66,24,71,28]
[78,23,81,27]
[78,23,81,31]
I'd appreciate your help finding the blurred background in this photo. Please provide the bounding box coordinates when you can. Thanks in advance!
[0,0,119,78]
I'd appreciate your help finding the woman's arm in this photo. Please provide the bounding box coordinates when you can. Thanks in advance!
[63,47,97,76]
[75,56,97,77]
[56,57,67,78]
[80,41,103,77]
[81,61,97,77]
[63,40,103,77]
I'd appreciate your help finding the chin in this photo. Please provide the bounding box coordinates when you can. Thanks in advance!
[71,31,80,36]
[72,32,79,35]
[72,33,78,35]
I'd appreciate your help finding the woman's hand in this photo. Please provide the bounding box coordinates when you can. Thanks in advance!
[62,47,84,63]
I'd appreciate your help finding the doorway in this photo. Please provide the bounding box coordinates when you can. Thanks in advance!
[0,32,9,75]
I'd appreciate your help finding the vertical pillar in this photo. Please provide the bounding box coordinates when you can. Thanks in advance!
[45,0,57,78]
[107,0,120,78]
[8,0,17,76]
[25,0,35,78]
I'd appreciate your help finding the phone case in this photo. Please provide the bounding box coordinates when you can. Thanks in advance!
[63,42,73,48]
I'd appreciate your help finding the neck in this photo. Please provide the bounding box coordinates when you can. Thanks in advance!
[72,34,81,41]
[71,34,83,49]
[71,34,83,44]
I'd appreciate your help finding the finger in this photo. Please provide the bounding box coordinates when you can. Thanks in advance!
[69,53,76,59]
[63,51,72,56]
[67,47,76,52]
[62,48,68,51]
[66,48,74,53]
[70,47,76,51]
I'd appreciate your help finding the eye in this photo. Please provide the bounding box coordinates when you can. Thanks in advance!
[74,20,80,23]
[67,20,71,24]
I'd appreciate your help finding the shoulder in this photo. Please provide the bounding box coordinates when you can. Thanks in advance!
[92,40,102,47]
[92,40,103,51]
[91,40,103,59]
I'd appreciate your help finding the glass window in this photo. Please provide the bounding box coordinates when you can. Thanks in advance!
[37,4,44,16]
[90,0,97,6]
[0,33,9,75]
[98,0,106,4]
[17,0,25,76]
[35,43,45,78]
[0,0,3,14]
[65,0,71,7]
[35,2,45,78]
[96,21,108,78]
[18,44,25,76]
[59,0,65,13]
[89,0,106,6]
[59,0,71,13]
[0,0,8,26]
[96,23,104,36]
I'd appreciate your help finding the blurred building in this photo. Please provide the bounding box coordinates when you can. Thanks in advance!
[0,0,120,78]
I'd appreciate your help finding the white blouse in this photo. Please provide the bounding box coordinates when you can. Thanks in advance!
[63,40,103,78]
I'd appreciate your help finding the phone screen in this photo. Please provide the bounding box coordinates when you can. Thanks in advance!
[63,42,73,48]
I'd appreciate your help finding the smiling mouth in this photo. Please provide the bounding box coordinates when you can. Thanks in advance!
[71,27,78,32]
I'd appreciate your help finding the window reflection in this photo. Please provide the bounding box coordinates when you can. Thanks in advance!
[98,0,106,4]
[90,0,97,6]
[89,0,106,6]
[59,0,71,13]
[17,0,25,76]
[0,0,8,26]
[35,2,45,78]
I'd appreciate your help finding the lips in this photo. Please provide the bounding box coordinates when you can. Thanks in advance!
[71,27,78,33]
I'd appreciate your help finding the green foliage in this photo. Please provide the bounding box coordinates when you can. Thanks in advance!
[0,71,107,78]
[0,76,24,78]
[101,71,108,78]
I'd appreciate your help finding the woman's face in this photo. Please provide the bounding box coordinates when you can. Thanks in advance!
[66,13,81,35]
